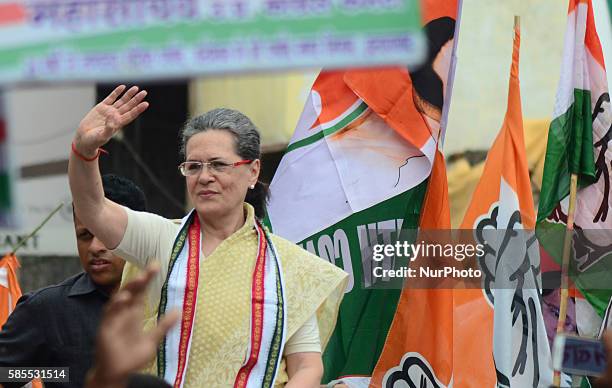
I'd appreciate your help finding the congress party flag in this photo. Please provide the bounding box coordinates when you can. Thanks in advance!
[267,0,459,380]
[536,0,612,334]
[267,67,434,381]
[459,21,555,387]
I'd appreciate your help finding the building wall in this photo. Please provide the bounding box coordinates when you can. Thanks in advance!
[4,84,96,256]
[444,0,612,155]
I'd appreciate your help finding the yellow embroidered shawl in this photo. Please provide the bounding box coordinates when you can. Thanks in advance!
[121,204,348,387]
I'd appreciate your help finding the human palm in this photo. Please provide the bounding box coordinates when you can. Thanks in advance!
[75,85,149,156]
[96,291,156,376]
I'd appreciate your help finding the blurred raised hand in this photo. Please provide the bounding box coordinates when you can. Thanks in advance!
[85,265,178,388]
[74,85,149,158]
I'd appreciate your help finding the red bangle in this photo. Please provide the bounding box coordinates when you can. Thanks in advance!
[71,142,108,162]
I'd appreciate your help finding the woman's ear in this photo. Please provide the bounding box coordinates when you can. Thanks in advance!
[250,159,261,185]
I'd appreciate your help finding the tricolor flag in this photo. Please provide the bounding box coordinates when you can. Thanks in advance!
[267,0,459,380]
[0,253,21,329]
[267,67,434,382]
[459,21,555,387]
[536,0,612,336]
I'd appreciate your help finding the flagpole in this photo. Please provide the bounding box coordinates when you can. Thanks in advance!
[9,202,64,255]
[438,0,463,148]
[552,173,578,387]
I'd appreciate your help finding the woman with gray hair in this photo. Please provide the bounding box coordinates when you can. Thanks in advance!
[69,85,348,388]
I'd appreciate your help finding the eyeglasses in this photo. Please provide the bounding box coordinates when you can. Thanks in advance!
[178,160,253,176]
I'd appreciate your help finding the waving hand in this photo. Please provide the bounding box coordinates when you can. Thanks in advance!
[74,85,149,157]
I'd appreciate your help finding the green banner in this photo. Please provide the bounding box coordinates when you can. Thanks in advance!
[0,0,424,84]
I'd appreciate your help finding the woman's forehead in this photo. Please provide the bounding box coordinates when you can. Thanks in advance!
[186,130,237,156]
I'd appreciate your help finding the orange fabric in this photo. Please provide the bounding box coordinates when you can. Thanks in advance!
[451,288,496,387]
[344,68,432,148]
[420,150,451,230]
[370,149,454,387]
[584,0,606,70]
[456,23,531,388]
[0,254,48,388]
[0,254,22,330]
[460,24,532,229]
[420,0,458,24]
[568,0,589,12]
[0,254,44,388]
[310,71,361,129]
[310,68,433,150]
[567,0,606,69]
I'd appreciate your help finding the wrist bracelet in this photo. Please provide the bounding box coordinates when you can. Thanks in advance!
[71,142,108,162]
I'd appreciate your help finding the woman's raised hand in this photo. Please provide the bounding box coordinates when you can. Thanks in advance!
[74,85,149,157]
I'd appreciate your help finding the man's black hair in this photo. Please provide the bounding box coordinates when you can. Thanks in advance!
[102,174,147,212]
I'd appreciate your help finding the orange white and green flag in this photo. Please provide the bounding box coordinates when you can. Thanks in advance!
[267,67,435,382]
[267,0,459,381]
[459,22,556,387]
[536,0,612,338]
